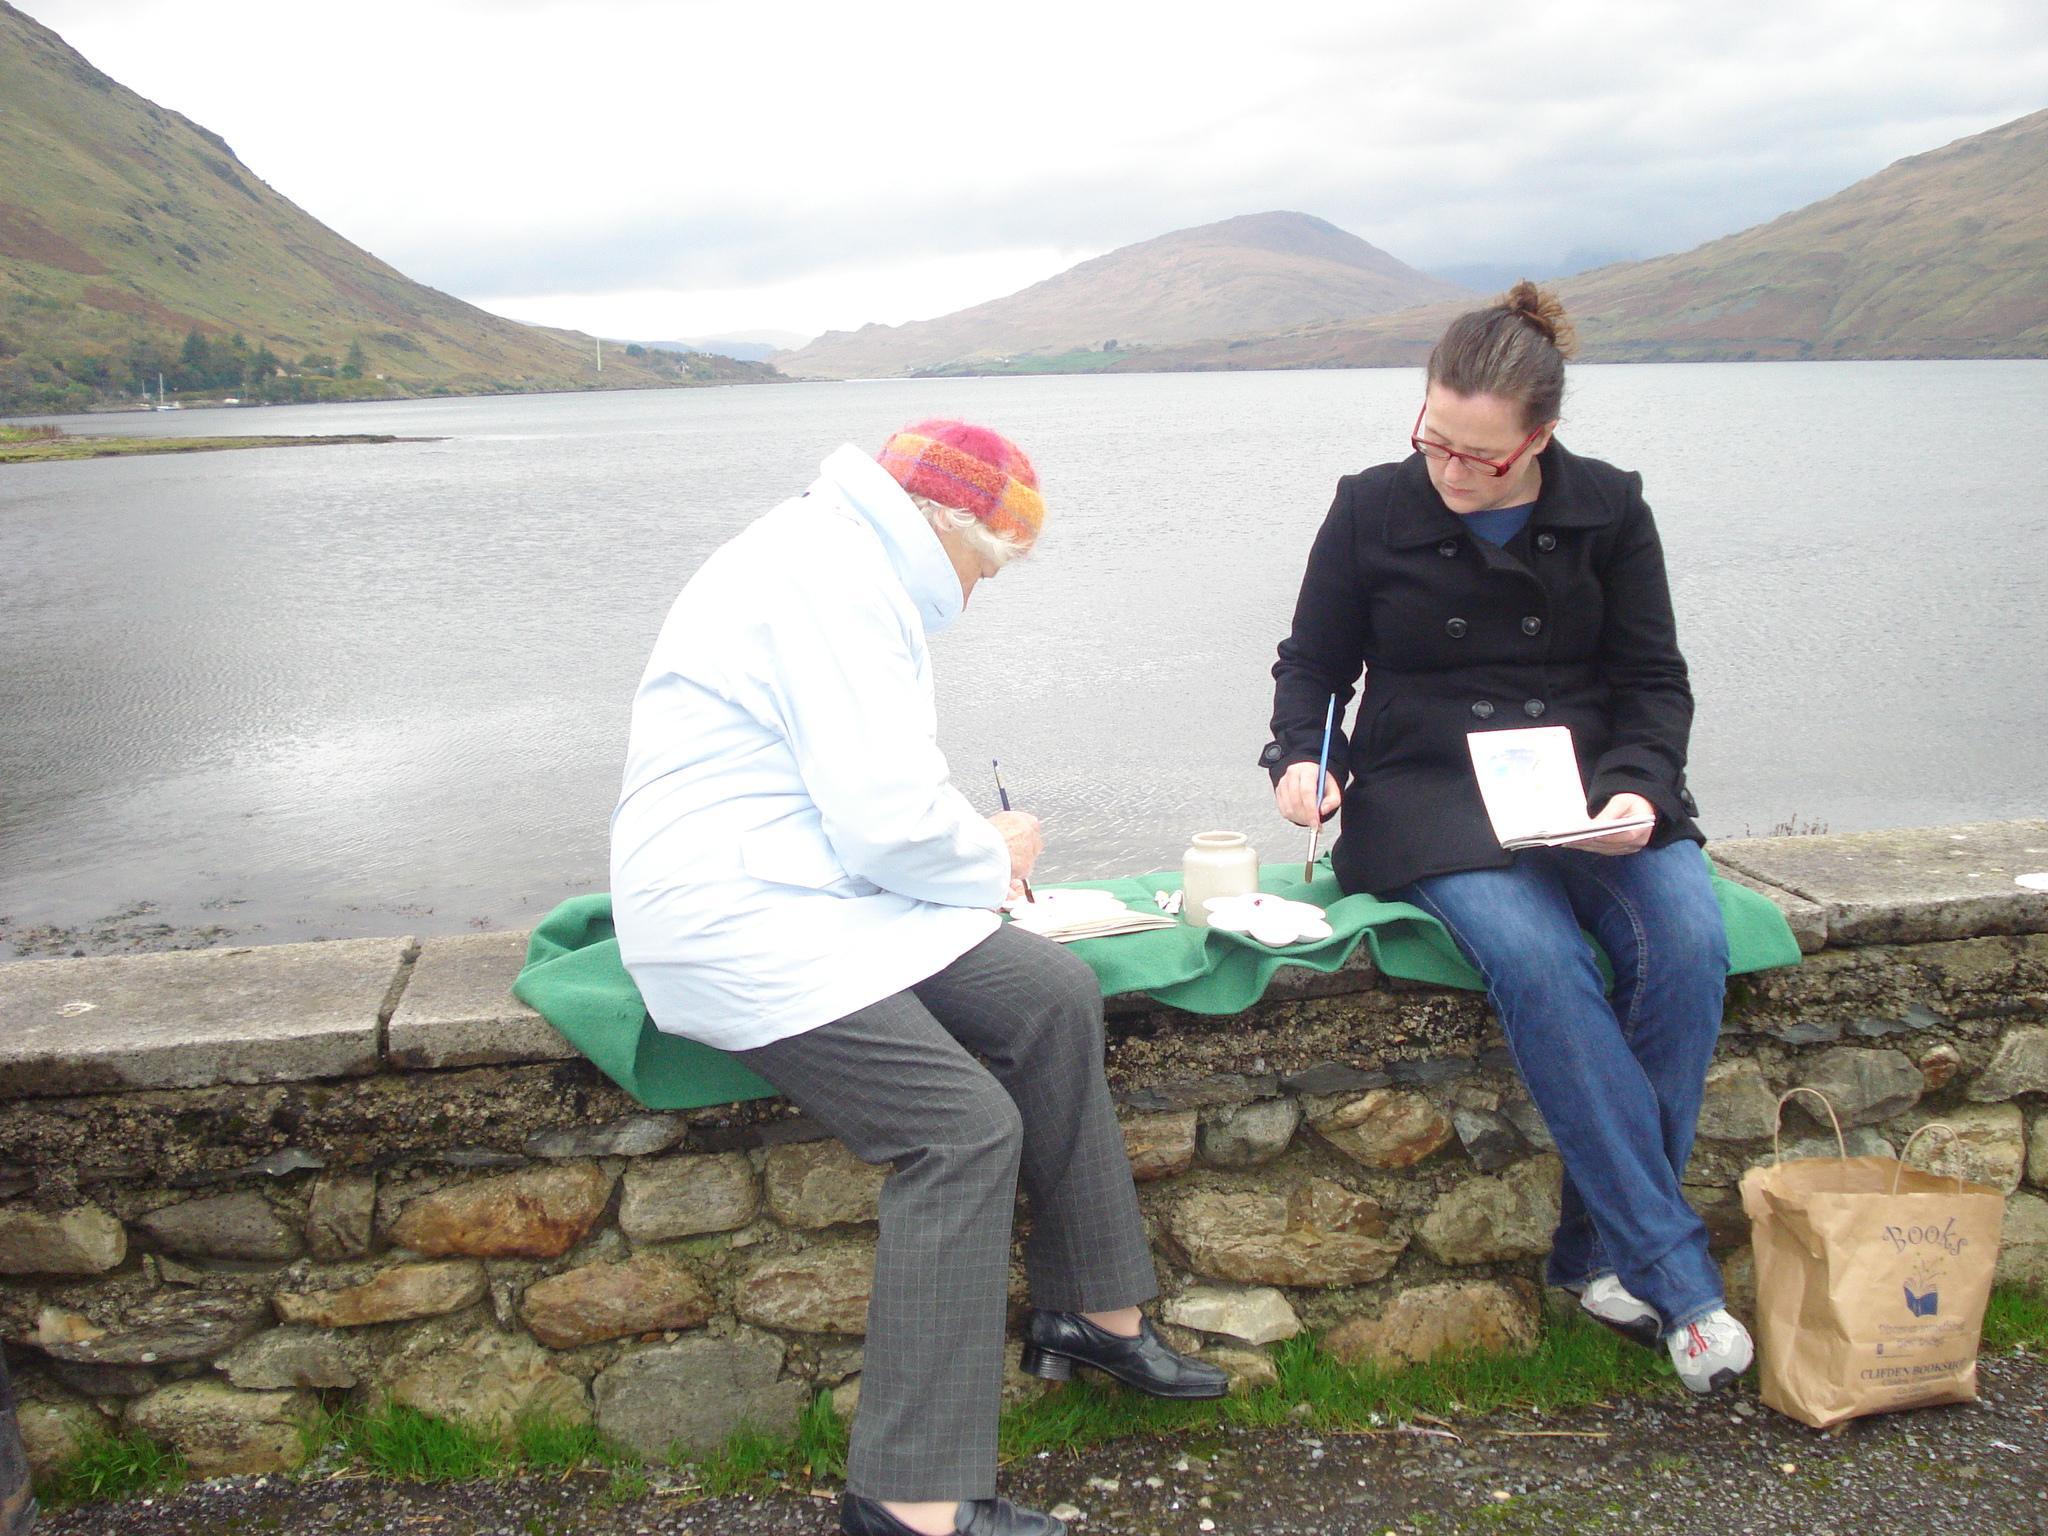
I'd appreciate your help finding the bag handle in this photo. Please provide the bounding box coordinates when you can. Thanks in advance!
[1891,1123,1967,1195]
[1771,1087,1848,1165]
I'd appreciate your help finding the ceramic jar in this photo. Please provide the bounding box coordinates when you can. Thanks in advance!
[1182,830,1259,929]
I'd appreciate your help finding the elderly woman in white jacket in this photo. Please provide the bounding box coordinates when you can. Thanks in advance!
[611,421,1223,1536]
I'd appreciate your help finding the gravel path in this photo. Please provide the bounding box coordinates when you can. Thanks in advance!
[35,1352,2048,1536]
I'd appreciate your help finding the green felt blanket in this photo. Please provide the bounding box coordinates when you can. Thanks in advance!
[512,848,1801,1111]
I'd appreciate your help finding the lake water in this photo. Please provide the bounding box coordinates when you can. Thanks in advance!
[4,362,2045,956]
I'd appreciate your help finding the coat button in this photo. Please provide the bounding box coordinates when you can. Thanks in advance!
[1446,617,1468,638]
[1471,700,1495,720]
[1438,540,1459,557]
[1536,532,1556,552]
[1521,615,1542,636]
[1523,699,1546,718]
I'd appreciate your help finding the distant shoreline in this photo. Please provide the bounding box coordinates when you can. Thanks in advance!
[0,431,419,465]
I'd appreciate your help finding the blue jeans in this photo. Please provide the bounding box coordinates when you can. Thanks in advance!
[1399,840,1730,1332]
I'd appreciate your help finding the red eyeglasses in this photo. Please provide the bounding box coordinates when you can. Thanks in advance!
[1410,403,1546,479]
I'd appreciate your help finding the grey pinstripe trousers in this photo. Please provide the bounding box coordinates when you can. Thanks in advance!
[737,922,1158,1501]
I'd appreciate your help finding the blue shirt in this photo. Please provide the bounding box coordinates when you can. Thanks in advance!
[1460,501,1535,546]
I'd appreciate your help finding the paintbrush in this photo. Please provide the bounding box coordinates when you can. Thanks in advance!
[992,759,1035,903]
[1304,695,1336,881]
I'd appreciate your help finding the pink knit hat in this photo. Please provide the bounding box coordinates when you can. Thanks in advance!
[875,419,1045,544]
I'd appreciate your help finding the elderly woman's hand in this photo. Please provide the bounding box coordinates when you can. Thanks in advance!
[1576,793,1657,855]
[989,809,1043,882]
[1275,762,1342,828]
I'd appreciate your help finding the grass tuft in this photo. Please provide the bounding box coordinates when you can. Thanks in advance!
[693,1421,789,1497]
[34,1428,187,1507]
[793,1389,850,1485]
[318,1402,509,1482]
[1983,1283,2048,1352]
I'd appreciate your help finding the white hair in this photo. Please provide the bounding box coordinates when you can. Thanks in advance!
[910,494,1033,569]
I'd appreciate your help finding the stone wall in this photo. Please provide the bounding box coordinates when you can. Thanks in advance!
[3,822,2047,1479]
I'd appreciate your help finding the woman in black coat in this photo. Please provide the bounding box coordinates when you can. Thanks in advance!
[1265,284,1751,1396]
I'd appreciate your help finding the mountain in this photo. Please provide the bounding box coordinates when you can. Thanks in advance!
[776,212,1471,379]
[0,2,777,411]
[1118,109,2048,371]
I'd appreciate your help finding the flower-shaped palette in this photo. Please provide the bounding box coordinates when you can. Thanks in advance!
[1202,892,1334,947]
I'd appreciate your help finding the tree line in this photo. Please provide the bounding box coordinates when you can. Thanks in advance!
[0,326,375,413]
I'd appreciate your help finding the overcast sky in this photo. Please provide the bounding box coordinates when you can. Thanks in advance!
[20,1,2048,343]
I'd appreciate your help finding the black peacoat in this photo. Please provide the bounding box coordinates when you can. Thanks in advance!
[1263,438,1704,897]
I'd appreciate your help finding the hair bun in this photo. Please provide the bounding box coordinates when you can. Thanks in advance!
[1501,280,1578,360]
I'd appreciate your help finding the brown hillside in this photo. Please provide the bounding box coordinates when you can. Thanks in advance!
[778,212,1470,379]
[1122,109,2048,371]
[0,2,773,410]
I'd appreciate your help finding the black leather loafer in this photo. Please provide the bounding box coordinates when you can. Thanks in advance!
[1020,1310,1230,1399]
[840,1491,1067,1535]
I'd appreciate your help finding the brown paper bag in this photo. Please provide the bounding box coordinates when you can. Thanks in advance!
[1738,1087,2005,1429]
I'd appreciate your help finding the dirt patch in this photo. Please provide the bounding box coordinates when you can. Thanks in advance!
[0,204,106,274]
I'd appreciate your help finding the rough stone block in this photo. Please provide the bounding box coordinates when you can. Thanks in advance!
[1306,1089,1451,1169]
[1276,1064,1391,1096]
[1896,1103,2026,1193]
[525,1114,687,1160]
[619,1152,759,1241]
[1998,1192,2048,1289]
[1712,821,2048,946]
[1197,1099,1301,1169]
[385,931,573,1069]
[123,1381,311,1476]
[1967,1026,2048,1101]
[1159,1284,1300,1345]
[1120,1111,1198,1182]
[31,1292,269,1366]
[1451,1106,1524,1172]
[1323,1279,1541,1368]
[216,1324,369,1390]
[737,1243,875,1334]
[1798,1047,1923,1126]
[1165,1178,1407,1287]
[0,938,407,1098]
[1502,1100,1556,1152]
[763,1141,887,1229]
[46,1361,160,1399]
[305,1173,377,1262]
[136,1191,302,1262]
[1202,1345,1279,1395]
[1695,1060,1781,1142]
[1416,1156,1563,1266]
[519,1254,715,1349]
[0,1203,125,1275]
[274,1259,487,1327]
[16,1399,108,1480]
[1917,1043,1963,1093]
[386,1162,614,1259]
[593,1330,805,1461]
[377,1329,589,1433]
[2030,1111,2048,1190]
[1758,1127,1897,1173]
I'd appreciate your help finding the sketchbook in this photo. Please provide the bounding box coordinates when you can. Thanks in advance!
[1002,887,1179,942]
[1466,726,1655,850]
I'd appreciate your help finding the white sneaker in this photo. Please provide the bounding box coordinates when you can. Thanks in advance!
[1578,1273,1662,1348]
[1667,1309,1754,1395]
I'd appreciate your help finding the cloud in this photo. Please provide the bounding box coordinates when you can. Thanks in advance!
[19,0,2048,334]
